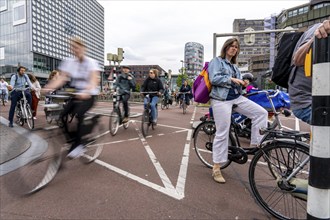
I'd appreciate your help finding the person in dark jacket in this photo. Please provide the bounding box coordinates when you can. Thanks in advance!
[179,80,192,106]
[140,69,164,124]
[113,66,136,123]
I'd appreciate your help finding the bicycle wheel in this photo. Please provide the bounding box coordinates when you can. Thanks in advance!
[25,104,34,129]
[194,121,233,169]
[45,109,53,124]
[16,107,24,126]
[109,110,119,136]
[141,110,150,137]
[3,130,63,196]
[182,102,187,114]
[161,100,166,110]
[248,141,309,220]
[80,120,105,164]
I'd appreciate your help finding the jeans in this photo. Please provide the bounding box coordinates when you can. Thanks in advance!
[144,96,158,123]
[0,89,8,101]
[8,90,32,124]
[293,106,311,125]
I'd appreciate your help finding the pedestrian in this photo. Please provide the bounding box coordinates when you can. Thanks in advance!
[28,73,41,120]
[7,66,35,127]
[289,19,330,124]
[0,76,9,103]
[207,37,268,183]
[140,69,164,125]
[42,36,100,159]
[113,65,136,123]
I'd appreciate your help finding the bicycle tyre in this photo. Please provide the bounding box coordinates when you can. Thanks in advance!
[80,120,105,164]
[109,110,119,136]
[161,100,165,110]
[141,109,150,137]
[4,130,63,196]
[123,121,129,129]
[193,121,233,169]
[182,102,187,114]
[248,141,309,220]
[2,94,5,106]
[25,104,34,130]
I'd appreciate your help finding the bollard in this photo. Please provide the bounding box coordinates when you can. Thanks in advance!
[307,36,330,219]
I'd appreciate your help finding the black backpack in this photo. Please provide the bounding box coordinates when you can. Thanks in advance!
[271,32,304,88]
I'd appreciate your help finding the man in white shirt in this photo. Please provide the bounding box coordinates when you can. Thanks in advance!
[43,37,100,158]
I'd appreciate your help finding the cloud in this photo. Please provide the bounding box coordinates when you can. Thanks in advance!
[99,0,309,73]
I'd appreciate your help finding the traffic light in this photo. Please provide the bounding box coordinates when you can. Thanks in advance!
[118,48,124,61]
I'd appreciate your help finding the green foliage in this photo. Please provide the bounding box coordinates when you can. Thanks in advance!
[176,73,190,88]
[135,83,141,92]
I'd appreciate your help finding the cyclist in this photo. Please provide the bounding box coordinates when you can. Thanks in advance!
[242,72,258,94]
[113,65,136,123]
[0,76,9,103]
[208,38,268,183]
[42,37,100,159]
[163,84,172,105]
[140,69,164,125]
[7,66,34,128]
[179,80,192,107]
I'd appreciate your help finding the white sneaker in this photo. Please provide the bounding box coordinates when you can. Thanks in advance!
[67,145,86,159]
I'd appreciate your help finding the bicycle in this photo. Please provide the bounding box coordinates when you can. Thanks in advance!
[4,94,108,196]
[160,95,171,110]
[248,128,310,220]
[44,93,71,126]
[193,90,291,169]
[140,91,159,137]
[178,92,191,114]
[109,91,130,136]
[0,89,7,106]
[14,88,34,130]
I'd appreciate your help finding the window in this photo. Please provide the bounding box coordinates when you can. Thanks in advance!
[13,0,26,26]
[0,47,4,60]
[0,0,7,12]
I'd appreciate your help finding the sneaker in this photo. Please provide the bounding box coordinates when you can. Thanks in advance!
[33,117,37,120]
[122,117,129,123]
[212,169,226,183]
[8,122,13,128]
[67,145,86,159]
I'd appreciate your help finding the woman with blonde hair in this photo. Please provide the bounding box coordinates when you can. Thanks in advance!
[27,73,41,120]
[207,38,268,184]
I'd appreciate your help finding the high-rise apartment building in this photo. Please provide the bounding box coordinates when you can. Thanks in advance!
[0,0,104,81]
[184,42,204,78]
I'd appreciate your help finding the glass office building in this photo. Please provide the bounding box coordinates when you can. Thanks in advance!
[0,0,104,81]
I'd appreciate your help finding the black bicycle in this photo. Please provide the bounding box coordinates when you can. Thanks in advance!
[140,92,159,137]
[4,93,108,196]
[1,89,6,106]
[109,91,130,136]
[14,88,34,129]
[178,92,190,114]
[160,95,171,110]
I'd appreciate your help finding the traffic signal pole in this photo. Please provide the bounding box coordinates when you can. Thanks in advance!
[307,36,330,219]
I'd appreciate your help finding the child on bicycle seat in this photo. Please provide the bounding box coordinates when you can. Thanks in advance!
[113,66,136,123]
[42,36,100,159]
[141,69,164,125]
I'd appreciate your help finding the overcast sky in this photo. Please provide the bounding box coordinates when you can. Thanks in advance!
[97,0,309,73]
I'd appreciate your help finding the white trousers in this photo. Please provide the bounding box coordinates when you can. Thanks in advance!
[211,96,268,164]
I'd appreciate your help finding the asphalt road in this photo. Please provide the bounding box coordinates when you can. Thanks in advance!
[0,100,310,219]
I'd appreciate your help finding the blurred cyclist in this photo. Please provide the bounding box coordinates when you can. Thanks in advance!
[113,65,135,123]
[140,69,164,125]
[42,37,100,159]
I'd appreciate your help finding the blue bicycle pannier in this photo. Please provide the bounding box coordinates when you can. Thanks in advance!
[247,89,290,110]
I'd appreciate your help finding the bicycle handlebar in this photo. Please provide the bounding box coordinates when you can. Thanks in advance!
[12,87,30,92]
